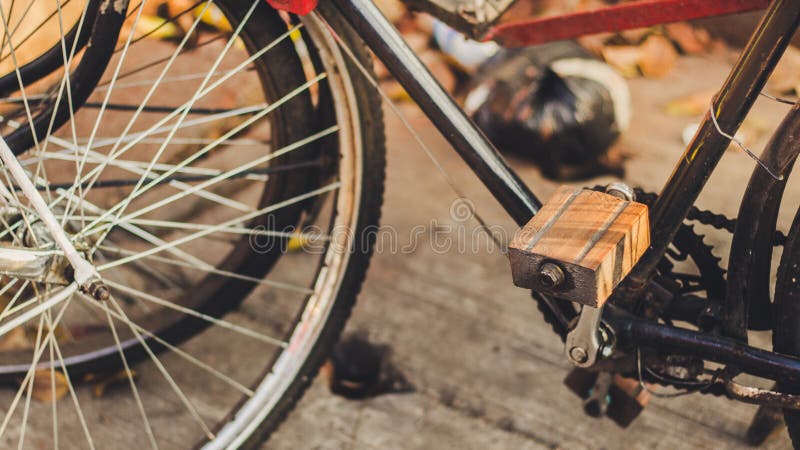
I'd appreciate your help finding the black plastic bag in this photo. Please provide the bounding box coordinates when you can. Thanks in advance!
[464,41,630,180]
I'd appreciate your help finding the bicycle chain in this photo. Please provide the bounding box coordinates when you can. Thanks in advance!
[634,189,787,247]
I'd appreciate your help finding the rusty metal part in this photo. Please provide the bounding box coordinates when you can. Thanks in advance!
[538,262,565,289]
[564,369,651,427]
[82,279,111,302]
[726,379,800,410]
[485,0,770,47]
[401,0,516,38]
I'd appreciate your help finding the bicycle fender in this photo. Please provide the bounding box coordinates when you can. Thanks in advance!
[266,0,318,15]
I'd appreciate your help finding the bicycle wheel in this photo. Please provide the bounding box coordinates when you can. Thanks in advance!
[0,0,384,448]
[773,206,800,448]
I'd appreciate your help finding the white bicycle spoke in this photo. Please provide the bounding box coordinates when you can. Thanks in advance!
[0,284,76,340]
[95,181,339,270]
[104,295,215,441]
[94,217,327,241]
[99,304,159,449]
[59,0,150,225]
[65,0,257,222]
[97,243,314,295]
[103,280,287,348]
[0,296,72,442]
[45,314,95,450]
[55,189,216,275]
[81,121,335,241]
[16,299,46,450]
[100,241,309,292]
[90,296,254,397]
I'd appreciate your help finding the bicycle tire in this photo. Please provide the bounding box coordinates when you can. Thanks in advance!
[235,3,386,447]
[0,1,385,448]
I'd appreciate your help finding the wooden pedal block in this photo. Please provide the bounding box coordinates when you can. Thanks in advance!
[508,186,650,307]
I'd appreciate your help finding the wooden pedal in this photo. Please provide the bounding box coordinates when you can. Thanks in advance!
[508,186,650,307]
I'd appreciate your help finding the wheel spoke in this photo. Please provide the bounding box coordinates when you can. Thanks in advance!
[104,294,215,440]
[0,296,73,442]
[99,304,159,449]
[82,121,335,242]
[97,243,314,294]
[95,181,339,270]
[103,279,287,347]
[90,296,254,397]
[0,284,76,340]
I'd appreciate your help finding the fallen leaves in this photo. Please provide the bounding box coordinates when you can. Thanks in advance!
[665,22,712,55]
[31,369,69,403]
[88,370,138,398]
[603,35,679,79]
[602,46,642,78]
[0,327,31,351]
[665,89,717,116]
[639,35,680,78]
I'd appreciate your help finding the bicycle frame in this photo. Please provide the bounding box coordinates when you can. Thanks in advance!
[322,0,800,384]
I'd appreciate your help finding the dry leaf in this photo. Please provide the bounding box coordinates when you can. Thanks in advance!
[665,22,710,55]
[374,0,406,24]
[193,3,233,33]
[31,369,68,403]
[578,34,612,57]
[134,15,183,40]
[419,50,456,93]
[0,327,30,351]
[639,35,679,78]
[92,369,137,398]
[665,89,717,116]
[619,27,651,45]
[382,80,411,102]
[602,46,642,78]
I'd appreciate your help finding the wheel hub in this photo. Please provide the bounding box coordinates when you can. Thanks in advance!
[0,207,88,285]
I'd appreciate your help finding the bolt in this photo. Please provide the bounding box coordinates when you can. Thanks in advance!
[539,262,565,289]
[83,280,110,301]
[569,346,588,364]
[605,182,636,202]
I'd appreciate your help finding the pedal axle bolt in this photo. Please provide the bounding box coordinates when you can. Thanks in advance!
[569,346,589,364]
[83,280,110,301]
[605,182,636,202]
[539,262,565,289]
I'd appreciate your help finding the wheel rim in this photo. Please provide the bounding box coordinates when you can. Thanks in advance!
[207,11,362,449]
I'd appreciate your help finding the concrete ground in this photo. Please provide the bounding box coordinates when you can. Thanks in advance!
[267,50,799,449]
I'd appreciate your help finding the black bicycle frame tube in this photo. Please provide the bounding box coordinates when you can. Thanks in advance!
[605,307,800,384]
[620,0,800,303]
[330,0,541,227]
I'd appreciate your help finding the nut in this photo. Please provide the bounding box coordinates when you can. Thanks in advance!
[83,280,110,301]
[569,346,589,364]
[605,182,636,202]
[539,262,566,289]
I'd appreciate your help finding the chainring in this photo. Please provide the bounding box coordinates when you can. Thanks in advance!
[536,189,726,340]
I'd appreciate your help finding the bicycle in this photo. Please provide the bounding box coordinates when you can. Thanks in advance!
[0,0,798,448]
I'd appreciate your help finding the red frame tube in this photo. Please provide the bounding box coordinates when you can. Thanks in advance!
[485,0,770,47]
